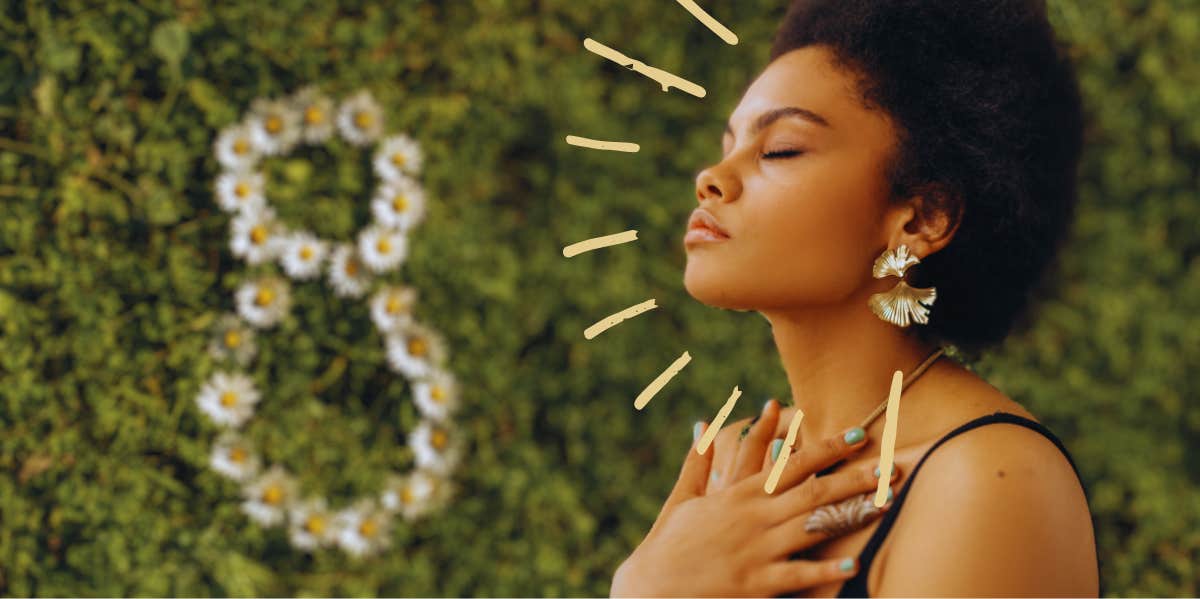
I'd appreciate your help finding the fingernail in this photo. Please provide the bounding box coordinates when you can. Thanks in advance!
[839,557,856,572]
[693,421,704,444]
[710,471,720,483]
[762,397,775,414]
[843,427,865,445]
[873,465,881,478]
[770,438,784,462]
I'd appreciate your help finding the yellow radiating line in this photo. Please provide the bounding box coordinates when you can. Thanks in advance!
[674,0,738,45]
[582,38,706,98]
[765,406,805,494]
[634,351,692,410]
[584,299,658,340]
[697,386,742,454]
[565,135,640,153]
[873,370,904,507]
[563,230,638,257]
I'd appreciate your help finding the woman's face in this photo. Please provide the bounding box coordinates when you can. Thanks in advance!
[684,45,904,313]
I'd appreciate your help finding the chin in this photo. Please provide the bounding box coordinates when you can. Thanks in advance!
[683,255,757,311]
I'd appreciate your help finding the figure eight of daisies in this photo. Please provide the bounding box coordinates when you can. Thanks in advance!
[200,87,460,558]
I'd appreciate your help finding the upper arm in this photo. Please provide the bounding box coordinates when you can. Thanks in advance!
[874,423,1099,597]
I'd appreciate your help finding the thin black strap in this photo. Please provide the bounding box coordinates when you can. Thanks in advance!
[829,411,1101,597]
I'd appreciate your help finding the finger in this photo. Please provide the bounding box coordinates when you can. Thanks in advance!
[766,461,901,528]
[662,421,715,513]
[752,556,861,596]
[731,398,780,483]
[759,488,893,559]
[706,417,746,494]
[749,424,871,497]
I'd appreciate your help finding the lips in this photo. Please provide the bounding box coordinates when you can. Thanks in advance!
[687,208,731,238]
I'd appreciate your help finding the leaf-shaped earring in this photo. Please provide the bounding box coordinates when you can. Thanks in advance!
[867,244,937,327]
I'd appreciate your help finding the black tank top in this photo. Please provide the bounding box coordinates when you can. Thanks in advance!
[776,411,1103,598]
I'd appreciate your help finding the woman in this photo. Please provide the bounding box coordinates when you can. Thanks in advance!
[611,0,1100,596]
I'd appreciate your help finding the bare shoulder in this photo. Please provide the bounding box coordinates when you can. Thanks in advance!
[871,381,1099,596]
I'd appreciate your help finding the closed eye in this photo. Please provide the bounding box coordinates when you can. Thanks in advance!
[762,149,803,159]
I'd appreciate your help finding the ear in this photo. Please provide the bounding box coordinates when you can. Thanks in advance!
[885,183,962,259]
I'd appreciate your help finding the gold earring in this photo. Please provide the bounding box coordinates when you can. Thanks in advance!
[867,244,937,327]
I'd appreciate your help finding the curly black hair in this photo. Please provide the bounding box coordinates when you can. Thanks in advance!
[769,0,1085,358]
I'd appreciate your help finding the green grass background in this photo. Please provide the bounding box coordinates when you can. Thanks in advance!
[2,0,1198,595]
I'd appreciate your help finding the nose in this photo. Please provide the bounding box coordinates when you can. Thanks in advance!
[694,162,740,204]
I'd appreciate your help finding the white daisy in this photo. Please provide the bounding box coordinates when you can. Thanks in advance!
[279,231,329,280]
[336,90,384,146]
[214,170,266,215]
[206,313,257,366]
[357,225,408,273]
[235,276,292,329]
[246,97,302,156]
[287,497,336,552]
[332,499,393,558]
[384,321,448,379]
[327,243,373,299]
[240,465,299,527]
[291,86,336,144]
[372,134,423,181]
[209,431,261,481]
[413,368,460,422]
[370,175,427,232]
[408,419,463,475]
[213,122,261,171]
[369,285,418,333]
[381,469,454,521]
[195,371,261,428]
[230,206,286,266]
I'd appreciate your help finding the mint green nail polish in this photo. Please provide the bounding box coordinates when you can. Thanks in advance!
[887,486,894,501]
[710,470,719,483]
[770,438,784,462]
[839,558,855,572]
[762,397,774,414]
[693,421,704,443]
[873,465,881,478]
[843,427,865,445]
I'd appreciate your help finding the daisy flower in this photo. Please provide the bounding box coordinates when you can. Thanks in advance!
[370,175,427,232]
[247,97,302,156]
[369,285,418,333]
[372,134,423,181]
[408,419,463,475]
[214,170,266,215]
[413,368,460,422]
[291,86,336,144]
[235,276,292,329]
[206,313,257,365]
[385,321,448,379]
[230,206,286,266]
[279,231,329,280]
[327,243,373,298]
[357,224,408,273]
[195,371,261,428]
[332,499,393,558]
[287,497,336,552]
[209,431,261,481]
[381,469,454,521]
[241,465,299,527]
[213,122,261,171]
[336,90,384,146]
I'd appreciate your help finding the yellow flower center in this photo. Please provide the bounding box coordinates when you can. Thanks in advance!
[250,225,268,245]
[220,391,238,407]
[262,484,283,505]
[234,182,250,198]
[376,238,391,254]
[431,386,446,403]
[224,330,242,348]
[358,518,377,537]
[392,195,408,212]
[229,447,247,463]
[254,288,274,306]
[391,152,406,167]
[299,246,314,260]
[305,515,326,535]
[233,138,250,155]
[385,295,405,314]
[401,487,414,504]
[431,429,447,449]
[345,258,359,276]
[407,337,427,357]
[305,106,324,124]
[265,115,282,134]
[354,110,373,129]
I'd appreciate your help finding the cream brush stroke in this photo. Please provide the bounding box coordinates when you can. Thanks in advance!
[582,38,706,98]
[873,370,904,507]
[765,406,806,494]
[565,135,640,153]
[584,298,658,340]
[635,351,692,410]
[697,386,742,454]
[675,0,738,45]
[563,230,639,257]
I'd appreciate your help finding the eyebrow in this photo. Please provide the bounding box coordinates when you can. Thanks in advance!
[723,106,831,140]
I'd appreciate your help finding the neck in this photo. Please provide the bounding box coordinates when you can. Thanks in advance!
[759,293,939,449]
